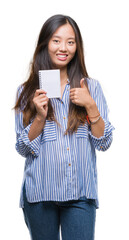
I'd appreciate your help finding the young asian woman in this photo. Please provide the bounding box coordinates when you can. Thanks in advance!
[14,14,114,240]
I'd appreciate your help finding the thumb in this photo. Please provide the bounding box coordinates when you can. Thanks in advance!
[80,78,86,88]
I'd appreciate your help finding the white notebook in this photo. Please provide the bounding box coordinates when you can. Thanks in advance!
[39,69,61,98]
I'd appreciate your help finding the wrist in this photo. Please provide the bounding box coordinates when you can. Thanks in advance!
[90,115,101,124]
[36,114,46,123]
[85,100,99,117]
[86,113,101,125]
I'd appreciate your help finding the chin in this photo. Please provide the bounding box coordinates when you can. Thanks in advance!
[53,62,68,69]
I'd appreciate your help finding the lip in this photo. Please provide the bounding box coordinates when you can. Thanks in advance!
[56,54,68,61]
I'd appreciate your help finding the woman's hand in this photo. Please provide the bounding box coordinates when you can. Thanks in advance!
[70,78,94,109]
[33,89,49,120]
[70,78,104,138]
[28,89,48,141]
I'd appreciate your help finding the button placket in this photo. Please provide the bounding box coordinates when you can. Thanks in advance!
[60,98,68,132]
[61,83,72,198]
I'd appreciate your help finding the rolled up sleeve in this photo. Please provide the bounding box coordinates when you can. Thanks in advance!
[89,119,114,151]
[15,86,42,158]
[15,120,42,158]
[88,79,115,151]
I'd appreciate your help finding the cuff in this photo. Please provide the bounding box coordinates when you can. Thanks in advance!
[89,119,115,151]
[21,124,42,157]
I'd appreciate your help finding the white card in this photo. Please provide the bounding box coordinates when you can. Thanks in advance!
[39,69,61,98]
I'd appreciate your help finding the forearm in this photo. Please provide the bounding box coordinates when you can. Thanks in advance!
[28,115,46,141]
[90,117,105,138]
[86,100,105,138]
[82,79,114,151]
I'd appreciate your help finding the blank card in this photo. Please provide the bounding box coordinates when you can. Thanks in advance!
[39,69,61,98]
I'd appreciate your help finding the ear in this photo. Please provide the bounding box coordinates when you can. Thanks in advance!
[80,78,86,88]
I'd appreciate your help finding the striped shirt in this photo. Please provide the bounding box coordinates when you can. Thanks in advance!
[15,78,114,208]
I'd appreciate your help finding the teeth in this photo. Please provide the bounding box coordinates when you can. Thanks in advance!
[57,55,67,58]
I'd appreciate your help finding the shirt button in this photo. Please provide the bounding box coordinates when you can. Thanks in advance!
[31,151,34,154]
[69,163,71,166]
[100,146,103,149]
[67,147,69,151]
[63,116,66,119]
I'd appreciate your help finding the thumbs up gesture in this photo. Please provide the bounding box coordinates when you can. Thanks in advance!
[80,78,87,89]
[70,78,94,109]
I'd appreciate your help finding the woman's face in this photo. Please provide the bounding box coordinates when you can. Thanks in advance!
[48,23,77,69]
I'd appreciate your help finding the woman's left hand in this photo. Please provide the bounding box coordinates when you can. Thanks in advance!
[70,78,104,138]
[70,78,94,109]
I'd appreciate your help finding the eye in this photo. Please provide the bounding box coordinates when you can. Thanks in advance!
[68,41,75,45]
[53,39,60,43]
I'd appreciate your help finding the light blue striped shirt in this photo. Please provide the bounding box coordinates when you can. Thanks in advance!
[15,78,114,208]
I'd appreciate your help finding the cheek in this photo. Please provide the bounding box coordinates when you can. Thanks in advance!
[69,47,76,59]
[48,43,57,56]
[70,44,76,54]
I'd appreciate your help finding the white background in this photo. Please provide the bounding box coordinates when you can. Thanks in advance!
[0,0,129,239]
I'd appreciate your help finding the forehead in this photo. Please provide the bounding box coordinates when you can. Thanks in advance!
[52,23,75,39]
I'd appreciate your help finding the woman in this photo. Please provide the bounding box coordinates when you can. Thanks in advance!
[14,14,114,240]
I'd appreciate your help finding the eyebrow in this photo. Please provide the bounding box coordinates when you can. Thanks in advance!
[52,35,75,40]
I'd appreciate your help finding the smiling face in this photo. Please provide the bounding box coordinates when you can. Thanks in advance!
[48,23,77,70]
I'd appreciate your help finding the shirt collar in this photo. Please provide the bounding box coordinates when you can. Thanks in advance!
[67,79,70,84]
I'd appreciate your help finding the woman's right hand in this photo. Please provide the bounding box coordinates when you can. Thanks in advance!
[33,89,49,121]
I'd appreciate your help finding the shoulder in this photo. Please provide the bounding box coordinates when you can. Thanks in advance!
[86,78,108,108]
[15,84,25,111]
[16,84,24,98]
[86,77,101,94]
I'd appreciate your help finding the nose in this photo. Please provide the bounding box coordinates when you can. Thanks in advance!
[59,41,67,52]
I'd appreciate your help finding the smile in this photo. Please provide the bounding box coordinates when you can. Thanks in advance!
[56,54,68,61]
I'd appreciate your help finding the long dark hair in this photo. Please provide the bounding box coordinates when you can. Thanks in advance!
[14,14,89,132]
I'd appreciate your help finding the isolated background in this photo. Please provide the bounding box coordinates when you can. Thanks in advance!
[0,0,129,239]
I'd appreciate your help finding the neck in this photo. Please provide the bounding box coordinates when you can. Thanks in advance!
[60,67,68,86]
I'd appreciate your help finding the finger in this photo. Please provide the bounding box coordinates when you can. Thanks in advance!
[70,90,77,98]
[33,97,48,109]
[34,95,48,103]
[41,100,48,106]
[70,88,76,93]
[34,89,47,97]
[80,78,87,88]
[38,95,48,100]
[71,99,78,105]
[70,94,75,99]
[35,101,48,110]
[70,95,77,101]
[37,98,49,107]
[69,92,75,98]
[80,78,88,89]
[80,78,85,88]
[70,90,78,98]
[39,96,49,103]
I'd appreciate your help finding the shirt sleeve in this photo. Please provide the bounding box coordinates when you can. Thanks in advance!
[15,86,42,158]
[88,79,114,151]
